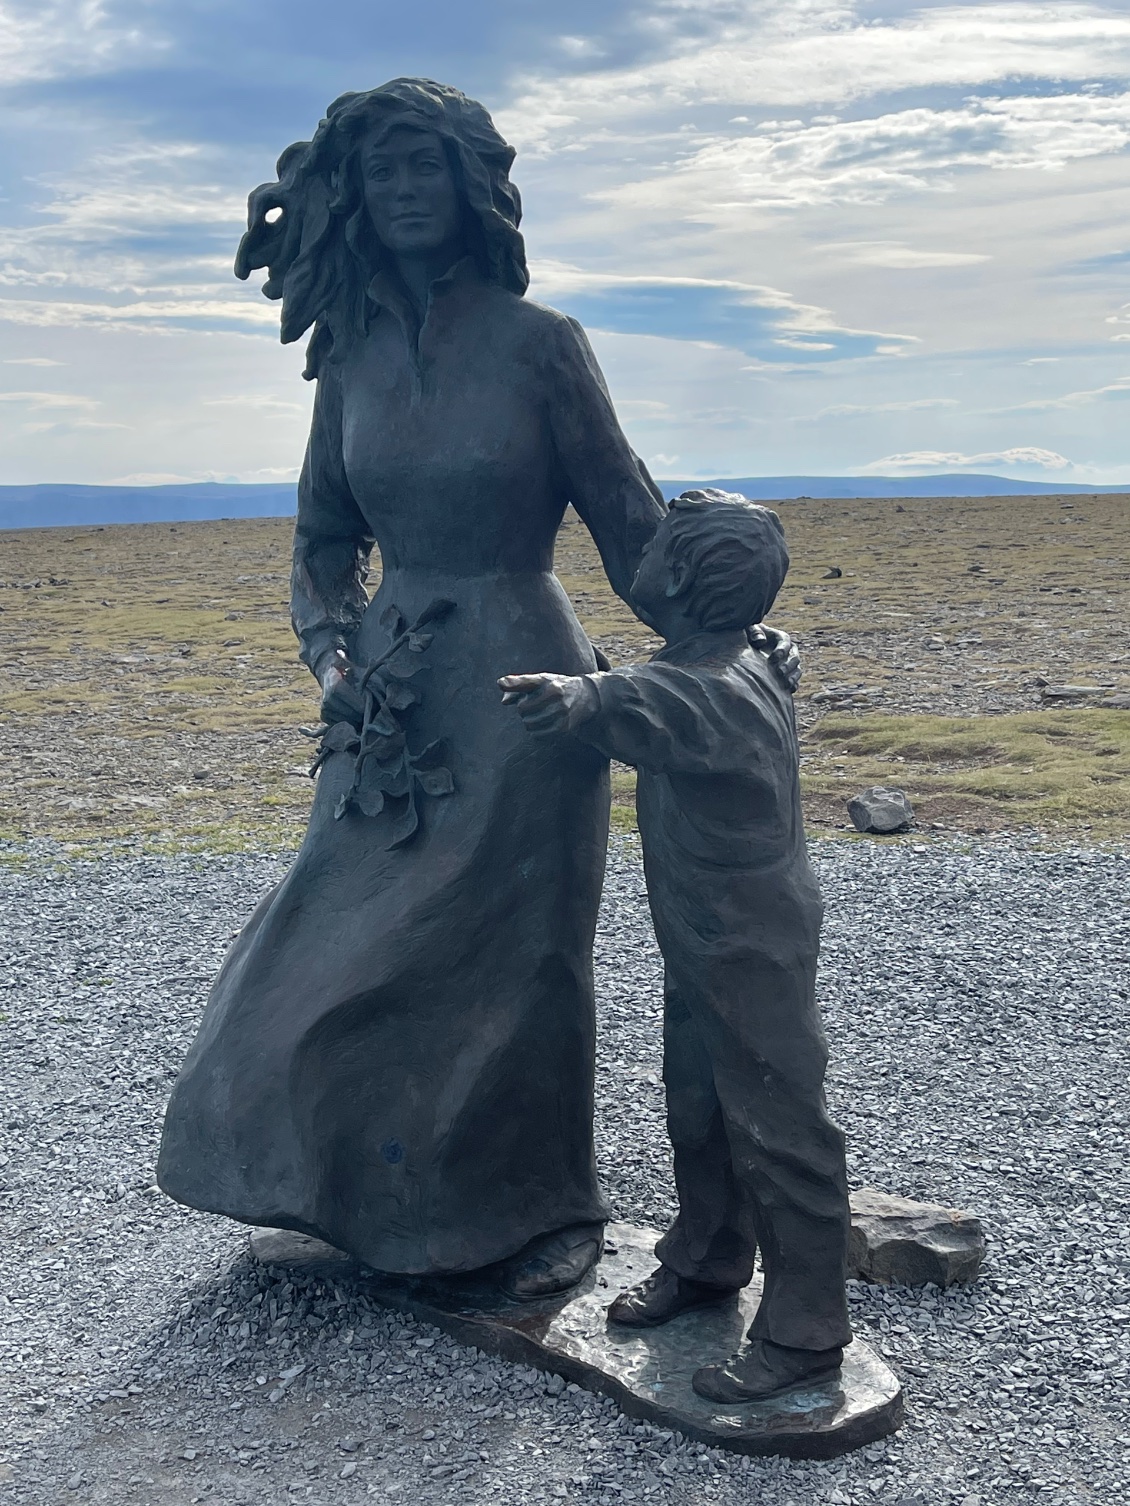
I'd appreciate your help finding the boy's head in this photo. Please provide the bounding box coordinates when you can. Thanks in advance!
[631,488,789,634]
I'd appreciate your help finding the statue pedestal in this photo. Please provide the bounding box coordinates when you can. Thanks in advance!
[250,1220,903,1459]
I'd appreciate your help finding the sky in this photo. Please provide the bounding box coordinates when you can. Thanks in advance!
[1,0,1128,486]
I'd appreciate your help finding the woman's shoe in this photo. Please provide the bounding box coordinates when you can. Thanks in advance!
[498,1222,605,1300]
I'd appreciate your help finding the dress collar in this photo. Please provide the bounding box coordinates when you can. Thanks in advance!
[365,255,482,346]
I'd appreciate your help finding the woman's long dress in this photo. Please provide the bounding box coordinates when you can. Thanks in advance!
[157,259,665,1274]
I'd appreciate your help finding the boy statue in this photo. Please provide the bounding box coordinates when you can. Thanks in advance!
[499,490,852,1403]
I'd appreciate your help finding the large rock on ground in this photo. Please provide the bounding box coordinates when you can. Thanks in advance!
[848,1188,985,1288]
[847,786,915,834]
[1040,684,1112,703]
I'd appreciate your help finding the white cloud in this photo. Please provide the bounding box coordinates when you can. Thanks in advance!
[0,138,254,339]
[0,389,99,410]
[604,93,1130,217]
[0,296,275,333]
[528,262,915,361]
[106,471,205,486]
[23,144,244,236]
[241,466,301,481]
[0,0,166,85]
[3,356,66,366]
[616,398,672,416]
[858,446,1073,473]
[816,398,960,417]
[830,242,991,269]
[20,418,127,434]
[1007,376,1130,410]
[106,464,301,485]
[201,394,305,412]
[501,3,1130,149]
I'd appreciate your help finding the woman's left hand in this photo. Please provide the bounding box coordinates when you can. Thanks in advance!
[318,649,368,728]
[750,625,802,692]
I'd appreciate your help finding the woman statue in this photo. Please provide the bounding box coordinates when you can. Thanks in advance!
[157,78,667,1297]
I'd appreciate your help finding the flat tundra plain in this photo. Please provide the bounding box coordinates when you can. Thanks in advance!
[1,491,1128,847]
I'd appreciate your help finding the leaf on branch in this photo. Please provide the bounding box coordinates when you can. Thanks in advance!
[330,599,456,844]
[380,604,406,637]
[384,681,418,711]
[409,739,447,769]
[321,722,361,754]
[415,766,454,797]
[384,648,428,679]
[384,796,420,850]
[356,784,386,818]
[363,761,410,799]
[361,727,406,762]
[357,665,389,697]
[368,707,400,737]
[415,597,456,627]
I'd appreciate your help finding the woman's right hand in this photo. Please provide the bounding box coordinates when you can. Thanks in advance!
[318,650,367,728]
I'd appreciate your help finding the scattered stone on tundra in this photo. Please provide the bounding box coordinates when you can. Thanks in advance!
[847,1187,986,1288]
[847,786,915,834]
[1040,684,1113,703]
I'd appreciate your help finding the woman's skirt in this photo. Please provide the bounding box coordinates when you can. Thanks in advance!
[157,566,611,1272]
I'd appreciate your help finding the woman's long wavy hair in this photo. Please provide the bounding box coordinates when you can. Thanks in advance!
[235,78,528,377]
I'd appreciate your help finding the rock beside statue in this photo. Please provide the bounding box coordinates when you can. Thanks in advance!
[848,1188,986,1288]
[847,786,915,834]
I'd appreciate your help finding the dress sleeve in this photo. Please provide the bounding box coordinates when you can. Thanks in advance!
[547,315,666,604]
[290,361,375,677]
[575,664,777,775]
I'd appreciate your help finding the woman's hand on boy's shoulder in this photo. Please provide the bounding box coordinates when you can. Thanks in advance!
[749,625,802,693]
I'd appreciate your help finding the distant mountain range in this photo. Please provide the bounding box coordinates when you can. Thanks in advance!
[0,474,1126,531]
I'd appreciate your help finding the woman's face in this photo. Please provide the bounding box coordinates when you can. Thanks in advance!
[361,124,463,260]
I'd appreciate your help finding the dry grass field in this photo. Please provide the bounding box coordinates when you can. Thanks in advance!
[1,490,1128,852]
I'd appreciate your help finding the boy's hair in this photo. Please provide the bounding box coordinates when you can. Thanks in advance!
[662,489,789,630]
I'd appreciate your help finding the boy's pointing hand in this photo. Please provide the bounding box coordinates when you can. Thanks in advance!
[499,673,599,737]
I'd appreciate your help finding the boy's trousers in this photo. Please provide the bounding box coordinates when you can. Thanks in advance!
[653,961,853,1353]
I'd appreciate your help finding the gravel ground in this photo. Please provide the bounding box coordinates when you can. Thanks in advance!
[0,835,1127,1506]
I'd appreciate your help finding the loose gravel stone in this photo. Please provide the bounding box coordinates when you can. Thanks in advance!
[847,1189,987,1288]
[0,834,1127,1505]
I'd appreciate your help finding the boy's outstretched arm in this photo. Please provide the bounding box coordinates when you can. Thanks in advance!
[504,663,783,774]
[498,674,600,738]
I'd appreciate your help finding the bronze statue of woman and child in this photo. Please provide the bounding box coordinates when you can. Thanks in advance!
[158,77,857,1413]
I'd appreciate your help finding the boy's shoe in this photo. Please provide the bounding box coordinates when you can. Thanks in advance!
[607,1265,736,1327]
[498,1222,605,1300]
[692,1339,843,1403]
